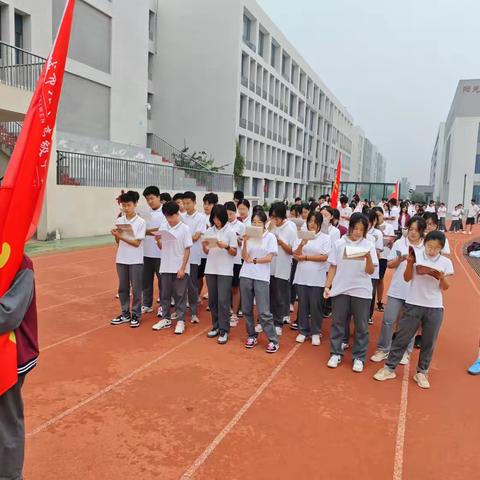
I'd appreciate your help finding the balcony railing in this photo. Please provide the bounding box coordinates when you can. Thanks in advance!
[241,75,248,87]
[239,118,247,128]
[0,121,22,153]
[0,41,45,91]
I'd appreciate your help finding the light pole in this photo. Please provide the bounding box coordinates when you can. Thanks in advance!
[462,173,467,206]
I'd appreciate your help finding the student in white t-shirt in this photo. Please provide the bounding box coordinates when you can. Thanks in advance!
[203,204,238,345]
[450,204,464,233]
[141,186,165,317]
[367,210,384,325]
[152,201,192,334]
[182,191,207,324]
[371,216,426,364]
[424,212,450,255]
[237,199,252,227]
[384,198,400,231]
[267,202,298,336]
[407,202,417,218]
[293,211,331,346]
[424,201,436,213]
[466,199,479,234]
[324,213,379,372]
[437,203,447,231]
[225,201,246,326]
[173,192,187,218]
[374,231,454,389]
[240,209,279,353]
[111,191,146,328]
[320,206,341,243]
[338,196,352,230]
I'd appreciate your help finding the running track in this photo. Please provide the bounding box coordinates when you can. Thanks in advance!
[23,228,480,479]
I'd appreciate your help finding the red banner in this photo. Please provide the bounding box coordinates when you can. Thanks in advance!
[0,0,75,395]
[389,181,399,201]
[330,154,342,207]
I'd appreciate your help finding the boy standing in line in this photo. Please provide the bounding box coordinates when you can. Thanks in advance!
[466,199,479,234]
[199,193,218,303]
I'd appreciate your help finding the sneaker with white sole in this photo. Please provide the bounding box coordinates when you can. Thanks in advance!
[290,304,294,313]
[130,315,140,328]
[400,352,410,365]
[370,350,389,363]
[141,306,153,314]
[311,334,321,346]
[413,372,430,389]
[157,297,160,304]
[238,310,243,317]
[341,342,350,351]
[152,318,172,331]
[217,331,228,344]
[373,367,396,381]
[174,320,185,334]
[352,359,364,373]
[171,312,178,321]
[296,334,306,343]
[191,315,200,324]
[266,342,279,353]
[207,329,219,338]
[157,307,163,317]
[255,324,263,334]
[289,322,299,331]
[283,316,291,324]
[203,293,209,300]
[368,318,374,325]
[245,337,258,348]
[327,355,342,368]
[111,313,130,325]
[275,326,283,336]
[230,314,239,327]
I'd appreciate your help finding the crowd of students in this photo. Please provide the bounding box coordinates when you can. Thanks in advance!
[110,189,459,389]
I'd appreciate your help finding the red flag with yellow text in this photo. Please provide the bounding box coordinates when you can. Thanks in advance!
[330,154,342,207]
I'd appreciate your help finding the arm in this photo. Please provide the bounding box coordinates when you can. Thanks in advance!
[293,239,307,257]
[177,247,190,279]
[323,265,337,298]
[278,237,293,255]
[364,252,375,275]
[254,253,275,264]
[192,231,203,242]
[388,256,405,269]
[119,237,142,248]
[403,256,415,282]
[0,269,34,335]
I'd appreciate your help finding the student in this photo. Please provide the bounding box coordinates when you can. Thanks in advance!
[466,199,479,234]
[240,210,279,353]
[160,192,172,204]
[332,209,348,237]
[424,212,450,255]
[425,201,436,213]
[142,186,165,316]
[398,202,410,231]
[111,191,146,328]
[450,204,463,232]
[338,196,352,230]
[0,255,38,480]
[268,202,298,335]
[173,192,187,218]
[237,199,251,226]
[437,203,447,231]
[407,202,417,218]
[233,190,244,207]
[288,204,303,318]
[300,203,310,222]
[225,201,246,326]
[370,216,426,364]
[182,191,207,324]
[203,204,237,344]
[152,201,192,334]
[367,210,384,325]
[324,213,378,372]
[293,211,331,345]
[320,206,341,242]
[374,231,454,388]
[294,197,302,206]
[384,198,400,231]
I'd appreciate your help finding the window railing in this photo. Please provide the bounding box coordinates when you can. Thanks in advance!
[241,75,248,87]
[0,121,22,152]
[0,41,45,91]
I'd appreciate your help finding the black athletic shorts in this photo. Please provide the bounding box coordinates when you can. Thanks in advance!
[466,217,475,225]
[198,258,207,279]
[379,258,388,279]
[232,263,242,287]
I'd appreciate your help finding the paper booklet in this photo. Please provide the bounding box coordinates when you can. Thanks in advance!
[297,230,316,241]
[115,224,134,240]
[153,229,177,242]
[245,226,264,239]
[415,263,442,276]
[344,245,369,260]
[383,235,396,246]
[201,234,219,248]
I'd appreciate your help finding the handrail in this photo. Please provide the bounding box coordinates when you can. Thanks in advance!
[0,41,46,61]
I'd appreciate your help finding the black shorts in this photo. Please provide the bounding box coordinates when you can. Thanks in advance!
[232,263,242,287]
[379,258,388,279]
[466,217,475,225]
[197,258,207,279]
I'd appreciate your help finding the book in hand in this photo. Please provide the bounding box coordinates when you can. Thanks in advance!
[245,226,264,239]
[415,263,442,277]
[153,229,177,242]
[201,234,219,248]
[408,246,416,262]
[344,245,369,260]
[114,224,135,240]
[297,230,316,241]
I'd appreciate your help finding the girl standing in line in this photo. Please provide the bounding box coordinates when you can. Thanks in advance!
[367,210,384,325]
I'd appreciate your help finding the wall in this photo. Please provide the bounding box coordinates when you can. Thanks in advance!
[0,83,31,121]
[0,148,8,176]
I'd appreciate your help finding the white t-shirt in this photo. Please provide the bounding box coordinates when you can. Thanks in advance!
[159,222,193,275]
[327,236,379,299]
[467,204,479,218]
[451,209,462,220]
[377,222,396,260]
[238,216,252,227]
[437,206,447,219]
[387,237,423,301]
[182,211,207,265]
[143,208,165,259]
[293,232,331,287]
[228,219,246,265]
[367,227,384,280]
[270,220,298,280]
[442,237,450,255]
[425,206,436,213]
[115,215,146,265]
[204,224,237,276]
[328,225,341,243]
[405,250,454,308]
[239,232,278,282]
[338,206,353,229]
[399,214,408,229]
[408,205,417,217]
[386,206,400,229]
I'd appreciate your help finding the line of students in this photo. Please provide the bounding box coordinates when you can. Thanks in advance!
[110,189,454,388]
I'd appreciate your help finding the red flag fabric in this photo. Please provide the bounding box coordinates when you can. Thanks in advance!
[0,0,75,395]
[330,154,342,207]
[389,181,399,201]
[0,332,17,395]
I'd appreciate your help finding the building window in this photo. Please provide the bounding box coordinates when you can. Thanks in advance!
[271,41,278,69]
[475,154,480,174]
[258,30,265,57]
[149,10,156,41]
[243,14,251,42]
[14,13,24,49]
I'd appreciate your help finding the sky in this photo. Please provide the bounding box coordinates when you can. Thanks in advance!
[257,0,480,186]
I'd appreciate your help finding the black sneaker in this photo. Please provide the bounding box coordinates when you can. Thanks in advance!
[218,331,228,345]
[111,313,130,325]
[130,315,140,328]
[290,322,299,331]
[207,329,219,338]
[368,318,374,325]
[323,311,332,318]
[376,302,385,312]
[414,334,422,349]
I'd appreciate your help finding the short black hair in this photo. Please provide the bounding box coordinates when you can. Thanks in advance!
[425,230,446,248]
[270,202,287,219]
[423,212,439,226]
[408,215,426,234]
[290,204,298,212]
[119,190,140,204]
[160,192,172,202]
[163,200,180,216]
[294,197,302,202]
[389,198,398,207]
[210,204,228,227]
[309,201,319,211]
[348,212,369,237]
[203,192,219,205]
[252,205,264,214]
[321,205,334,216]
[183,191,196,202]
[301,202,310,211]
[172,193,184,202]
[234,190,244,201]
[252,209,268,225]
[225,201,237,213]
[340,196,348,204]
[373,206,385,216]
[237,198,250,209]
[319,195,326,201]
[143,186,160,197]
[332,208,340,220]
[306,211,323,231]
[368,210,378,227]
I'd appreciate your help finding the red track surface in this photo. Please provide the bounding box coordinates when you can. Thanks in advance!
[23,228,480,479]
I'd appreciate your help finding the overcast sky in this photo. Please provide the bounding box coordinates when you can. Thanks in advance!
[257,0,480,186]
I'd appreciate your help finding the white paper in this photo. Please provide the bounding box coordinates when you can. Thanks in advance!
[344,245,369,259]
[154,229,177,242]
[114,224,134,240]
[297,230,316,240]
[245,226,264,238]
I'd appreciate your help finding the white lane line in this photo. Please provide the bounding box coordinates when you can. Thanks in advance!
[38,288,115,312]
[180,343,301,480]
[37,268,113,289]
[41,324,109,352]
[27,327,209,438]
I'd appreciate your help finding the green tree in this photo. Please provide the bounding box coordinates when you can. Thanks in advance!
[234,142,245,180]
[410,191,426,203]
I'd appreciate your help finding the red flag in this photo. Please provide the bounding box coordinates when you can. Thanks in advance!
[0,0,75,395]
[330,154,342,207]
[389,181,399,201]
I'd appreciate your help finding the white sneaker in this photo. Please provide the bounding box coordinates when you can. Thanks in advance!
[400,352,410,365]
[290,304,294,313]
[230,314,239,327]
[171,312,178,321]
[275,326,283,336]
[370,350,389,363]
[191,315,200,324]
[311,334,321,346]
[327,354,342,368]
[296,333,306,343]
[152,319,172,331]
[255,324,263,334]
[341,342,349,351]
[283,315,291,324]
[203,293,209,300]
[141,306,153,314]
[414,372,430,389]
[352,359,364,373]
[373,367,396,381]
[157,306,163,317]
[174,320,185,335]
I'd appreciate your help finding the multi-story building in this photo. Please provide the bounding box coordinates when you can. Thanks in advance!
[430,80,480,209]
[350,126,365,182]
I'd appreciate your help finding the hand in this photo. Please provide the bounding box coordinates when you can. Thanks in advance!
[146,228,159,236]
[111,229,120,238]
[407,253,415,264]
[244,256,253,263]
[243,235,250,242]
[177,268,185,279]
[217,241,228,249]
[323,287,331,299]
[293,254,303,262]
[300,239,308,246]
[364,252,371,260]
[277,238,284,246]
[386,239,395,248]
[429,270,444,280]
